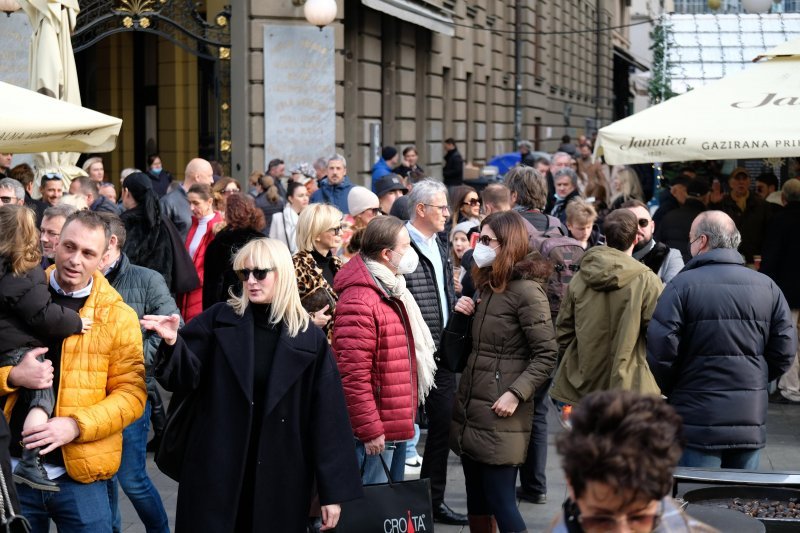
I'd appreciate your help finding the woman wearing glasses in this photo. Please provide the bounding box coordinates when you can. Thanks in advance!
[142,238,362,532]
[293,203,344,337]
[450,185,482,227]
[450,211,558,533]
[211,177,241,214]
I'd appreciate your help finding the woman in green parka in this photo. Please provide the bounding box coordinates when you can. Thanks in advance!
[449,211,558,533]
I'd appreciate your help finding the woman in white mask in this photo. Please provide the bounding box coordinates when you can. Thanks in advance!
[333,216,437,486]
[449,210,558,533]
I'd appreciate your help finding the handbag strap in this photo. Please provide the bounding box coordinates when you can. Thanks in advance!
[359,450,395,486]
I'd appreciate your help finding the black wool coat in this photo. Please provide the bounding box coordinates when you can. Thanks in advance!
[154,303,363,533]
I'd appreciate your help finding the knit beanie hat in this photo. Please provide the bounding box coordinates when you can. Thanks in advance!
[382,146,398,161]
[348,186,380,216]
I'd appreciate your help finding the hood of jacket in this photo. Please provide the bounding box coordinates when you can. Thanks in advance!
[579,245,651,292]
[511,252,553,284]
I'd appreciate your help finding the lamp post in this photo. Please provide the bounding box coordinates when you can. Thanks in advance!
[293,0,338,29]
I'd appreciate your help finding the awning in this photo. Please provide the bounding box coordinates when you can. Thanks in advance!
[361,0,454,36]
[614,46,649,72]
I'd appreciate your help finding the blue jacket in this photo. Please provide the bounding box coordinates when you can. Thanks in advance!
[370,159,393,190]
[310,176,354,214]
[646,248,796,450]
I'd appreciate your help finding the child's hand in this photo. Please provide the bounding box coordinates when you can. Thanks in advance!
[80,318,93,333]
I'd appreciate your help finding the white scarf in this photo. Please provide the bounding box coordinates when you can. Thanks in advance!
[364,258,437,403]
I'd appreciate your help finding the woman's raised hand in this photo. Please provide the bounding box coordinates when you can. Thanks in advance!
[454,296,475,316]
[140,314,181,345]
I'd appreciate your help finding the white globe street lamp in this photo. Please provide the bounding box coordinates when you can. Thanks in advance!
[300,0,338,29]
[741,0,773,13]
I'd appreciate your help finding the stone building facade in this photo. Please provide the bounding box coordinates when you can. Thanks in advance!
[232,0,629,186]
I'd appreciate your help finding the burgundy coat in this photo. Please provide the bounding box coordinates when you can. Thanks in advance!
[333,254,417,443]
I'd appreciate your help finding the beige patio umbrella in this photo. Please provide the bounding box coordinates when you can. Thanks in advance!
[18,0,87,198]
[595,37,800,165]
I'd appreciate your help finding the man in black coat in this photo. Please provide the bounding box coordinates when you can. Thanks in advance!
[442,138,463,188]
[655,179,709,263]
[760,178,800,404]
[647,211,796,469]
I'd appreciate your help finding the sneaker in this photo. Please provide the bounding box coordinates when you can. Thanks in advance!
[769,391,800,405]
[405,453,422,468]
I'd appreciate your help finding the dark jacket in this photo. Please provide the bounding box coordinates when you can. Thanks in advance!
[120,208,175,292]
[442,148,464,187]
[310,176,355,214]
[711,193,771,263]
[450,254,557,465]
[154,303,363,533]
[90,195,120,215]
[647,248,796,450]
[655,198,706,263]
[333,255,417,442]
[254,193,284,236]
[0,260,82,354]
[652,188,680,227]
[147,169,174,198]
[107,253,181,369]
[549,189,581,226]
[159,186,191,241]
[202,227,265,309]
[760,202,800,308]
[404,234,455,349]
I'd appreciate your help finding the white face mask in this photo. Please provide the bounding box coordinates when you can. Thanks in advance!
[390,248,419,274]
[473,243,498,268]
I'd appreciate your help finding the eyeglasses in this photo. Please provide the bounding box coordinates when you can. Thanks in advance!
[0,196,15,204]
[689,235,704,247]
[478,235,500,246]
[327,225,343,235]
[222,188,239,195]
[637,218,651,228]
[462,198,482,207]
[578,511,660,533]
[423,204,450,214]
[235,267,275,282]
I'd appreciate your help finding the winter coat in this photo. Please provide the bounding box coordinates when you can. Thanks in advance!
[154,302,363,532]
[269,204,300,254]
[404,236,455,349]
[90,195,120,215]
[293,250,342,341]
[202,227,265,309]
[760,202,800,308]
[107,253,181,370]
[450,254,558,466]
[254,192,284,236]
[120,207,175,292]
[178,212,223,322]
[1,270,146,483]
[632,240,685,284]
[442,148,464,187]
[310,176,355,214]
[371,158,393,190]
[0,259,82,354]
[159,186,191,241]
[654,199,706,263]
[711,193,771,263]
[646,248,796,450]
[147,169,174,198]
[333,255,417,442]
[551,246,663,405]
[549,189,581,226]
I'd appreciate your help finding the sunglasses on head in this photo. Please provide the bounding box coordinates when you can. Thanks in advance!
[637,218,651,228]
[463,198,481,207]
[235,267,275,282]
[42,173,62,182]
[478,235,499,246]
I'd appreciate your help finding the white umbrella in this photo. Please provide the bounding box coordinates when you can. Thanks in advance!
[595,37,800,165]
[18,0,87,197]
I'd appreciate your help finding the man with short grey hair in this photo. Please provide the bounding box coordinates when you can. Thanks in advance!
[550,168,581,225]
[0,177,25,206]
[69,176,119,214]
[647,210,796,469]
[39,204,77,268]
[403,179,465,525]
[310,154,354,214]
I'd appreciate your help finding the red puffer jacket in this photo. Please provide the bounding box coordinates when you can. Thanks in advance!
[333,254,417,443]
[179,211,223,322]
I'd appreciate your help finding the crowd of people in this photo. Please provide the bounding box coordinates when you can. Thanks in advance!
[0,141,797,533]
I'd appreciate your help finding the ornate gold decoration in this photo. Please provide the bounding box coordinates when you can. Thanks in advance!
[216,15,227,27]
[221,102,229,111]
[139,16,150,28]
[117,0,156,15]
[220,140,231,152]
[122,16,133,28]
[219,47,230,60]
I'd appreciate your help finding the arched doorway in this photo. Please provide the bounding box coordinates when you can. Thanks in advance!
[72,0,230,183]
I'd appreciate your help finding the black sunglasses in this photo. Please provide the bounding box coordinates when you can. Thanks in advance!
[235,267,275,282]
[327,225,343,235]
[637,218,650,228]
[478,235,500,246]
[462,198,481,207]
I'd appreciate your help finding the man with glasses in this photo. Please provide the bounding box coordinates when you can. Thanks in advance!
[648,210,795,469]
[0,178,25,206]
[622,200,684,284]
[403,179,466,525]
[551,209,663,406]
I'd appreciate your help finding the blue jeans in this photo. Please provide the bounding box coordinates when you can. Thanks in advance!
[405,424,421,460]
[355,440,407,484]
[110,402,169,533]
[18,474,112,533]
[679,447,761,470]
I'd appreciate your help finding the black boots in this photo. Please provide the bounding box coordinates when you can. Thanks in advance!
[13,447,59,492]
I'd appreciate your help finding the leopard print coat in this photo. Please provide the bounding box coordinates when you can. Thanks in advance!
[293,250,342,342]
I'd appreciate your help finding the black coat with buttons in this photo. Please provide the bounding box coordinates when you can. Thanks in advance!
[154,302,363,533]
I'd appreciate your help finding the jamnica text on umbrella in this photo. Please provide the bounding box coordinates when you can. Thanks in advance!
[731,93,800,109]
[0,132,49,141]
[619,136,687,150]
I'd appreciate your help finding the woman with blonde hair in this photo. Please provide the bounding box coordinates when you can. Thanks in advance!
[609,166,644,211]
[293,203,344,337]
[143,238,361,532]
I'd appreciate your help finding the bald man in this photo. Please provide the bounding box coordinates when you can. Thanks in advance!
[647,210,796,469]
[159,158,214,240]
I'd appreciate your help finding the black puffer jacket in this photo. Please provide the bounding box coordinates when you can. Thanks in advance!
[404,237,455,349]
[646,248,796,450]
[760,202,800,308]
[0,260,82,354]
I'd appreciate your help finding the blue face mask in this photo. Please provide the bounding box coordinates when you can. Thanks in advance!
[151,168,162,176]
